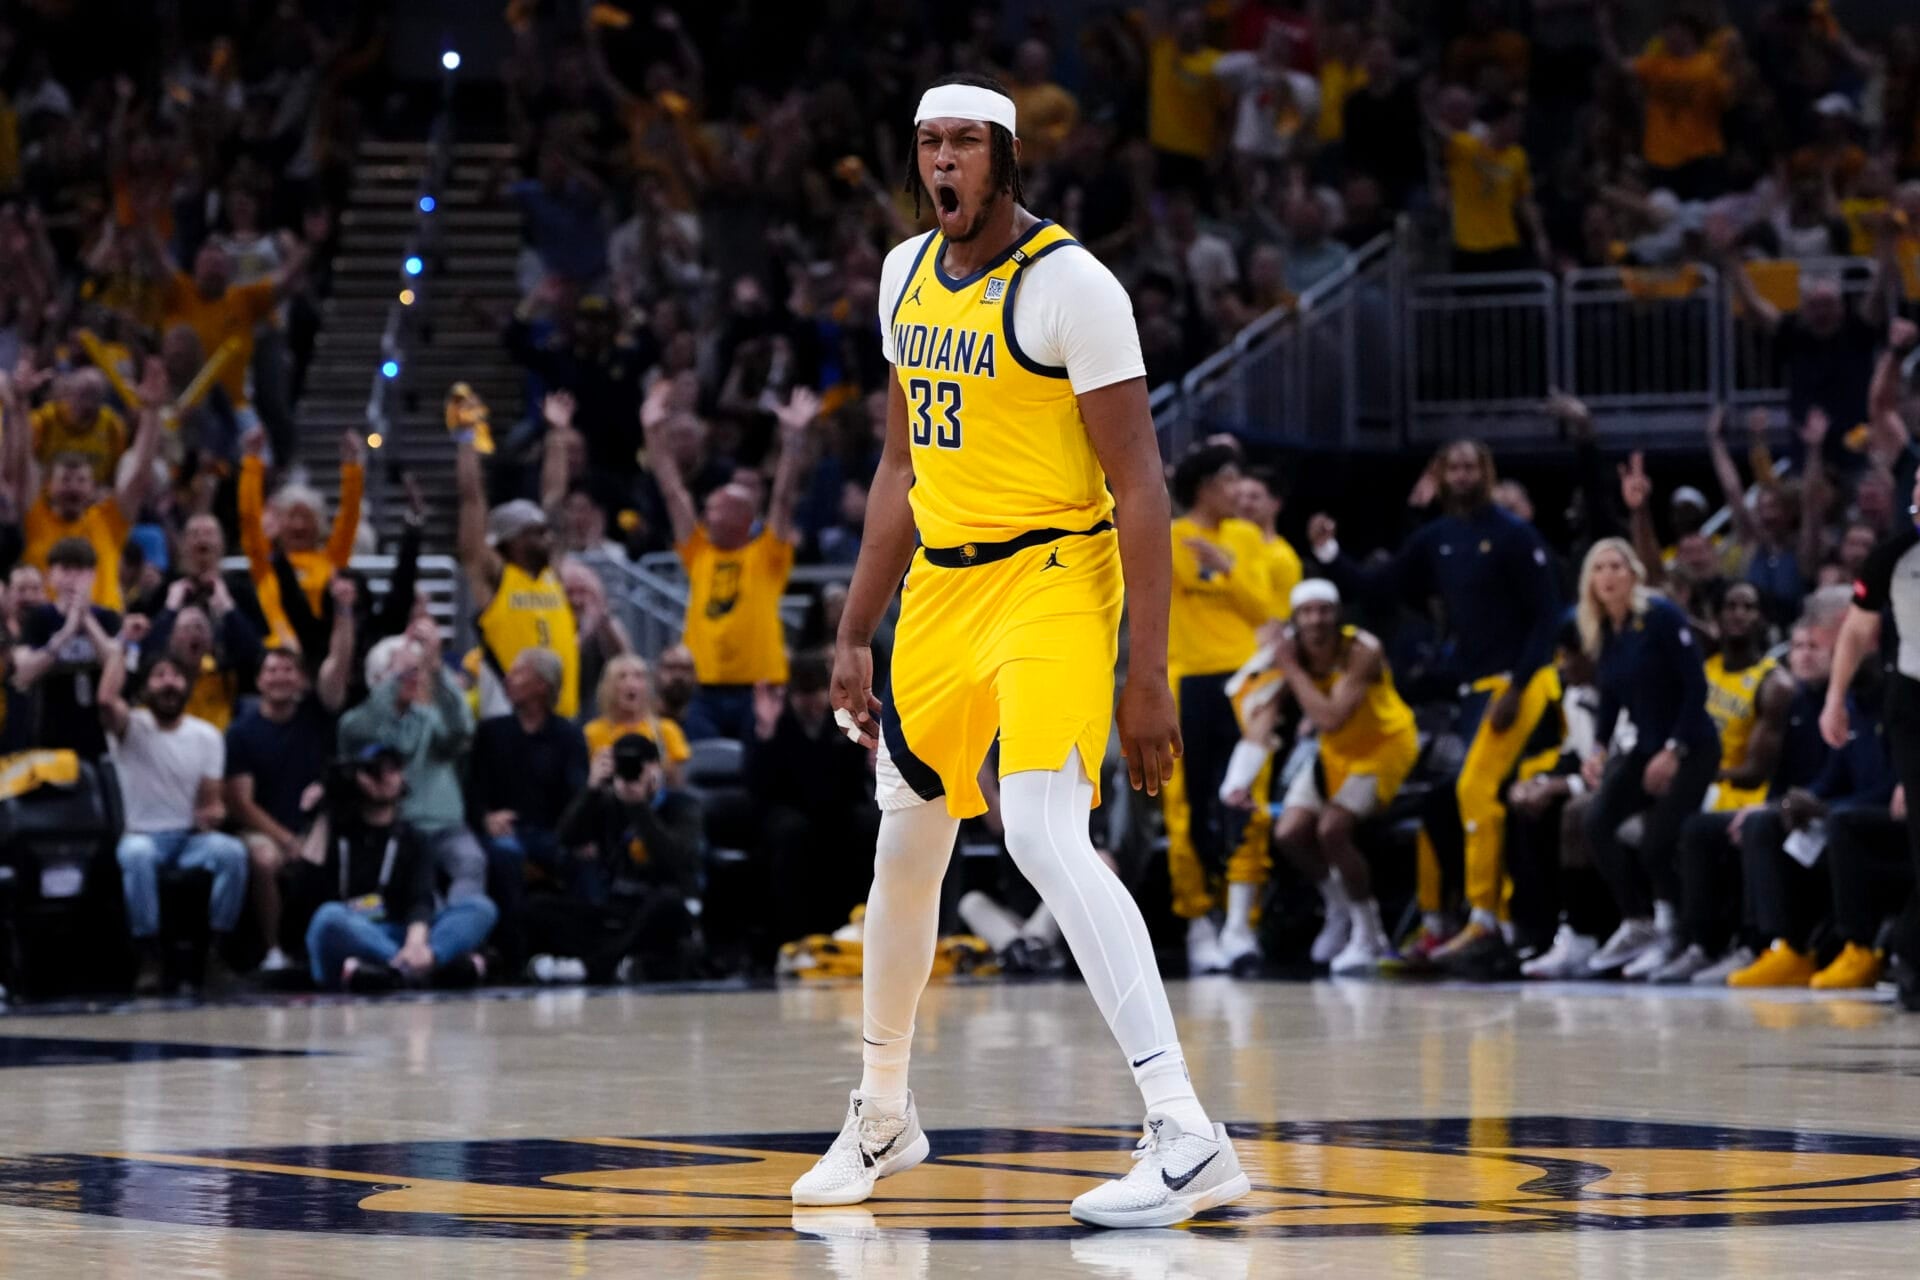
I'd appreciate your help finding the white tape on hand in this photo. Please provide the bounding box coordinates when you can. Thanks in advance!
[834,707,867,744]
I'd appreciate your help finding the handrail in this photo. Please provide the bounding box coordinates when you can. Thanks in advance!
[360,53,462,511]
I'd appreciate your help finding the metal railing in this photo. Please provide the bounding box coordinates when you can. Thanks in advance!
[1149,237,1897,452]
[219,553,467,634]
[1403,255,1884,444]
[599,551,855,660]
[1159,232,1399,454]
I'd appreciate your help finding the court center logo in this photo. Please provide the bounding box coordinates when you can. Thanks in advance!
[3,1117,1919,1240]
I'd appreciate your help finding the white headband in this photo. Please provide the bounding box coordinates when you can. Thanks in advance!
[914,84,1017,137]
[1291,579,1341,611]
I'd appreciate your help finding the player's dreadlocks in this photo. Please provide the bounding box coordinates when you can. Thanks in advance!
[903,71,1026,216]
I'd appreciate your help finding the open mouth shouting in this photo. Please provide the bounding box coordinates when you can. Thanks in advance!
[933,178,963,229]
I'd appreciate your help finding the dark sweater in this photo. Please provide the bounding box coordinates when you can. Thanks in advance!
[470,711,590,832]
[558,785,702,898]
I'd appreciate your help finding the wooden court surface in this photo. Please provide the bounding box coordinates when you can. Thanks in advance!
[0,976,1917,1276]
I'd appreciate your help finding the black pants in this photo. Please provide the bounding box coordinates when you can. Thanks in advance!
[1738,806,1830,947]
[762,804,881,946]
[1507,791,1619,950]
[524,888,692,982]
[1825,804,1912,948]
[1178,672,1244,876]
[1679,811,1743,952]
[1586,749,1719,920]
[1885,675,1920,961]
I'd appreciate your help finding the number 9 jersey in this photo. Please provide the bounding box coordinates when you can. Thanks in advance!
[882,219,1133,548]
[476,560,579,719]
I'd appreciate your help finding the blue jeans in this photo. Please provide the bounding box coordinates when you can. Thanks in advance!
[305,896,499,988]
[685,684,753,742]
[117,830,249,939]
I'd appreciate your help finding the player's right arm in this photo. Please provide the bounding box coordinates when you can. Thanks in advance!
[454,420,501,608]
[830,370,916,748]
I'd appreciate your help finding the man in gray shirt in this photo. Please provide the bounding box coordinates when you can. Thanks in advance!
[338,618,486,901]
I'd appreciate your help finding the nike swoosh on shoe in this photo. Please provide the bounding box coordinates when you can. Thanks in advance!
[1161,1149,1218,1191]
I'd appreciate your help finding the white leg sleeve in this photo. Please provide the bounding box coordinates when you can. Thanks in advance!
[859,797,961,1101]
[999,751,1177,1058]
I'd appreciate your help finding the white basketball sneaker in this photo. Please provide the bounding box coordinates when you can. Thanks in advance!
[1070,1112,1251,1229]
[790,1091,930,1206]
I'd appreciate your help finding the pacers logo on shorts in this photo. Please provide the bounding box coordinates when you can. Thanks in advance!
[3,1116,1919,1240]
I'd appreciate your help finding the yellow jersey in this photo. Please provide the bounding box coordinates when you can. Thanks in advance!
[887,220,1113,549]
[23,496,129,612]
[584,714,692,766]
[1445,131,1530,253]
[31,402,127,486]
[1311,627,1418,773]
[1169,515,1272,677]
[677,526,793,685]
[476,561,580,718]
[1704,651,1777,810]
[237,455,363,650]
[1258,533,1304,621]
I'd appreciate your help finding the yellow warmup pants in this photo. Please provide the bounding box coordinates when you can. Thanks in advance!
[1164,751,1273,920]
[1456,666,1560,915]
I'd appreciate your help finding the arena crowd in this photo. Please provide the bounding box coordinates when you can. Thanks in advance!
[0,0,1918,1003]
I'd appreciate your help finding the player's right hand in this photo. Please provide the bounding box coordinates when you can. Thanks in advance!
[830,640,884,749]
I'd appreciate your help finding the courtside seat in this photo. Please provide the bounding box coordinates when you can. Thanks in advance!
[0,759,129,997]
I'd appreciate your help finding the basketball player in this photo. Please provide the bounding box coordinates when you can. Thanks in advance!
[1237,580,1419,975]
[456,391,578,718]
[791,74,1249,1229]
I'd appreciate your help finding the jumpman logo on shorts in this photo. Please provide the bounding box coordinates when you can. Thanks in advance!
[1041,548,1066,572]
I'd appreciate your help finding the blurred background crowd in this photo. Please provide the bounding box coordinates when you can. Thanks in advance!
[0,0,1916,1002]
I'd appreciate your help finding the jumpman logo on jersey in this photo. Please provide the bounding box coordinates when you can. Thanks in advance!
[1041,548,1066,572]
[905,281,925,308]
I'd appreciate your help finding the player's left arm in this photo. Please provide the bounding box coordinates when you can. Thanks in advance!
[1285,632,1382,736]
[1083,377,1181,796]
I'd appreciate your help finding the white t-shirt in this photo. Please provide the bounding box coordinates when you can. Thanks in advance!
[1212,54,1320,161]
[876,227,1146,395]
[111,709,225,835]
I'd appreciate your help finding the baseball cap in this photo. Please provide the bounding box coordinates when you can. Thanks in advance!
[612,733,660,780]
[487,499,548,546]
[355,742,405,769]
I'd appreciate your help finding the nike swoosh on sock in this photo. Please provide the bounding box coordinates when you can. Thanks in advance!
[1130,1049,1167,1068]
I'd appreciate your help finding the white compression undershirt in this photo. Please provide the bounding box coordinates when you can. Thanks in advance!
[876,230,1147,395]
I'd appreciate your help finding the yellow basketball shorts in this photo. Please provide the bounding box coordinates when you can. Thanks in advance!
[877,527,1123,818]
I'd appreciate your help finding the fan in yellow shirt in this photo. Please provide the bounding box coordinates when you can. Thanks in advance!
[30,370,126,486]
[1440,95,1549,271]
[584,653,693,787]
[6,357,169,613]
[641,377,813,738]
[237,426,362,654]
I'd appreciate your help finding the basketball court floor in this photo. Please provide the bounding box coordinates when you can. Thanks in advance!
[0,977,1917,1276]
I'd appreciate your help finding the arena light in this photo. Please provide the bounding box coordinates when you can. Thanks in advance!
[442,51,461,71]
[418,195,436,214]
[404,255,424,276]
[367,433,384,450]
[398,288,416,306]
[381,359,400,379]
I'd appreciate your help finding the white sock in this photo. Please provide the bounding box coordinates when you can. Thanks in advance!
[1321,871,1352,912]
[1130,1044,1212,1135]
[858,798,962,1117]
[1001,752,1209,1130]
[1423,911,1447,937]
[1469,906,1499,931]
[1225,881,1257,933]
[1349,898,1387,945]
[1653,900,1678,935]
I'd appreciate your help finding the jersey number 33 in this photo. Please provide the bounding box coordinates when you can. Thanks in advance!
[906,377,964,450]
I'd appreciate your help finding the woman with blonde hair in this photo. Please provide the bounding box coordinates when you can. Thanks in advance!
[584,653,690,786]
[1576,537,1720,979]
